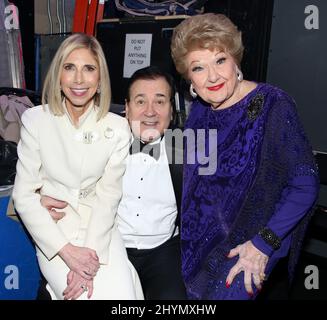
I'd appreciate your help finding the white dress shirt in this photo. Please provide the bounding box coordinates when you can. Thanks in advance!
[117,136,178,249]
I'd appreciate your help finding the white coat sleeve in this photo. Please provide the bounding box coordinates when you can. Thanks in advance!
[12,109,69,260]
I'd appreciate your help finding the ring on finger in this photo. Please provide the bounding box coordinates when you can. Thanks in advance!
[81,284,88,292]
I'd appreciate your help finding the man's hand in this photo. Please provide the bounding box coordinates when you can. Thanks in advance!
[40,195,67,222]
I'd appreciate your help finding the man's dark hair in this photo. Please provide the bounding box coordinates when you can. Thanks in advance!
[126,66,176,107]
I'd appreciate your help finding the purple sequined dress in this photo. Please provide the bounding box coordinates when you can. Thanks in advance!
[181,83,319,300]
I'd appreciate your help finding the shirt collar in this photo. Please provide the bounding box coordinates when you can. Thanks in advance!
[63,99,97,128]
[131,134,164,145]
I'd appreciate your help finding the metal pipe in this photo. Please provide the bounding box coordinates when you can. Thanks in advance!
[56,0,62,33]
[62,0,67,33]
[47,0,53,34]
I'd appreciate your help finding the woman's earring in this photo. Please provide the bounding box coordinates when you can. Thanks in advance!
[97,86,101,94]
[236,68,243,82]
[189,83,197,98]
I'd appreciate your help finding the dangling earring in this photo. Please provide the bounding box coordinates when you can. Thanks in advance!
[97,85,101,94]
[189,83,197,98]
[236,67,243,82]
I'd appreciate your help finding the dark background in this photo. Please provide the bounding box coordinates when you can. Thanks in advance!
[13,0,274,99]
[2,0,327,300]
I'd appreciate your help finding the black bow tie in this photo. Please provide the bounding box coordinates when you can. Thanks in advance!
[129,138,161,160]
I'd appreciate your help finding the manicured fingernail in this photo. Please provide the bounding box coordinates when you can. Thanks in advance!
[225,281,230,288]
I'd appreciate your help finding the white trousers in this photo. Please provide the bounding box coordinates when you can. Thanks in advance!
[36,204,144,300]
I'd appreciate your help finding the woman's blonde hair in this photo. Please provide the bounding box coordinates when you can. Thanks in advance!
[42,33,111,120]
[171,13,244,79]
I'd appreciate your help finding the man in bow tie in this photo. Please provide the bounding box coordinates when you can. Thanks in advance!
[38,66,186,300]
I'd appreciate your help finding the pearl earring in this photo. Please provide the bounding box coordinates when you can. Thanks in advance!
[236,67,243,82]
[189,83,197,98]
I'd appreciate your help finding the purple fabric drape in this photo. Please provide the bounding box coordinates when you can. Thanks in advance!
[181,83,319,299]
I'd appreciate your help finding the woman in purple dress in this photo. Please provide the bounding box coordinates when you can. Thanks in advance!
[171,13,319,300]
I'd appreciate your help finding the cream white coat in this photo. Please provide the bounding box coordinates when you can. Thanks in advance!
[12,104,143,299]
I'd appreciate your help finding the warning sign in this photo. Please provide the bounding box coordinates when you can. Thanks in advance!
[123,34,152,78]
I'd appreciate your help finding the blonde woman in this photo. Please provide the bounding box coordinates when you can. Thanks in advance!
[13,33,143,300]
